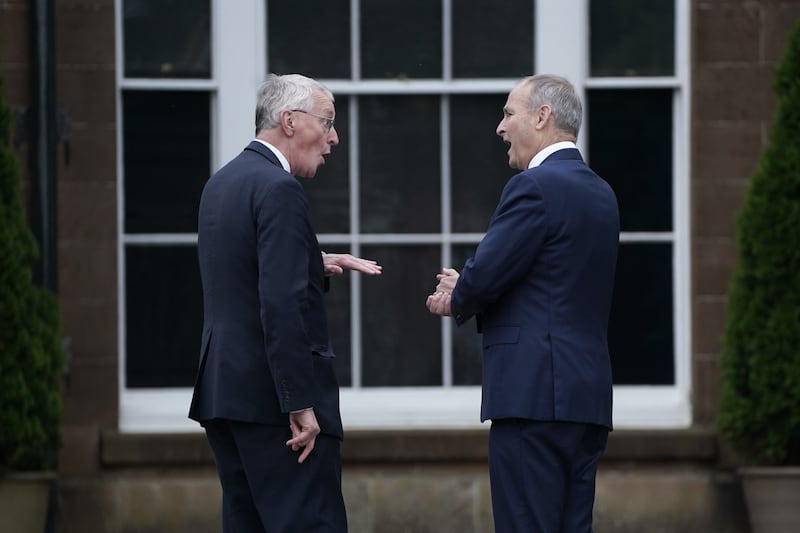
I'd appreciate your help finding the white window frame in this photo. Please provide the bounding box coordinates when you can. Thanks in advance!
[117,0,691,433]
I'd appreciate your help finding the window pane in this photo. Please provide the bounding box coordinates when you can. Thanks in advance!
[590,0,674,77]
[123,0,211,78]
[325,246,352,387]
[451,244,483,385]
[123,90,210,234]
[609,243,674,385]
[587,89,672,232]
[361,0,442,79]
[267,0,350,78]
[452,0,534,78]
[361,245,442,386]
[451,94,514,232]
[302,98,350,233]
[360,95,440,233]
[126,245,202,388]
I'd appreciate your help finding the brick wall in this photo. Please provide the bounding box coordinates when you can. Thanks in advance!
[54,0,119,476]
[691,0,800,426]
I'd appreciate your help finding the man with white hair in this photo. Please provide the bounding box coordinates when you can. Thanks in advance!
[190,73,381,532]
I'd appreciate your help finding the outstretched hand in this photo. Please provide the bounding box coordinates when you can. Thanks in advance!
[323,252,383,276]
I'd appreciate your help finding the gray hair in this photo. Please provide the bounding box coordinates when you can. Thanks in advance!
[255,73,334,134]
[520,74,582,138]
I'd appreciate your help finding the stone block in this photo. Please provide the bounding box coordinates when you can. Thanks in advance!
[693,296,728,355]
[693,121,763,182]
[694,3,760,64]
[692,179,749,239]
[693,64,777,122]
[692,237,739,296]
[56,3,115,66]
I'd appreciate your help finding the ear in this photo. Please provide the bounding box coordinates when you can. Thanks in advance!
[280,109,295,136]
[535,105,551,130]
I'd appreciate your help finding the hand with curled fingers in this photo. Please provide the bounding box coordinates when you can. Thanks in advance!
[286,408,321,464]
[426,267,459,316]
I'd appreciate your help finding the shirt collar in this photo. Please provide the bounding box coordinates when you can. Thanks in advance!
[253,139,291,173]
[528,141,577,169]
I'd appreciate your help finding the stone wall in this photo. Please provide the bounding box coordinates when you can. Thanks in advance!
[690,0,800,426]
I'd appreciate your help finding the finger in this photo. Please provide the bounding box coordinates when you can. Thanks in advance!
[327,265,344,275]
[297,439,315,463]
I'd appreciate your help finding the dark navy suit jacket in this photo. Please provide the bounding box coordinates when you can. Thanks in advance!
[451,148,619,429]
[189,141,343,440]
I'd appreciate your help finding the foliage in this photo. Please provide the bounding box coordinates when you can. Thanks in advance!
[0,73,64,472]
[718,20,800,465]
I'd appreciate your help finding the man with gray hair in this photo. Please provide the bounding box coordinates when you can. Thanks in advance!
[190,73,381,532]
[427,74,619,532]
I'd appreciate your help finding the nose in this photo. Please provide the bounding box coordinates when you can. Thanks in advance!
[329,126,340,146]
[496,118,505,137]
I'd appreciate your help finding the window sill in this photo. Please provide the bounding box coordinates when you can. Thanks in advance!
[100,427,717,467]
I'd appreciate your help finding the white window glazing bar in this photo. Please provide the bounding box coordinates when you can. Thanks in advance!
[673,0,693,420]
[351,0,361,81]
[442,0,452,81]
[584,77,681,89]
[348,95,362,389]
[118,79,218,90]
[322,79,518,95]
[440,94,453,387]
[115,0,127,399]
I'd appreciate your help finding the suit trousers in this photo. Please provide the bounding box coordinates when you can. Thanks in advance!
[204,419,347,533]
[488,418,608,533]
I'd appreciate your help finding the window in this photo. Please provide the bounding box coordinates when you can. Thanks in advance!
[118,0,691,431]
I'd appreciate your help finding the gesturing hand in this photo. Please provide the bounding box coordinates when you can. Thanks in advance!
[426,267,459,317]
[286,408,321,464]
[322,252,383,276]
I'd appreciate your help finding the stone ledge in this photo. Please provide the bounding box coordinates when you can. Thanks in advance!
[101,427,718,467]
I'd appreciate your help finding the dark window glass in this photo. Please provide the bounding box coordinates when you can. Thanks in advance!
[302,98,350,233]
[361,0,442,79]
[123,0,211,78]
[451,244,483,385]
[324,246,352,387]
[452,0,534,78]
[126,245,202,388]
[609,243,674,385]
[451,94,514,232]
[590,0,674,77]
[123,90,211,234]
[587,89,672,232]
[267,0,351,78]
[361,245,442,386]
[360,95,440,233]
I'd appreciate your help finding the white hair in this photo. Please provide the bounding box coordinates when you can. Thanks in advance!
[254,73,334,134]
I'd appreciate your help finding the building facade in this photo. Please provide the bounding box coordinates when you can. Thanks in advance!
[2,0,799,531]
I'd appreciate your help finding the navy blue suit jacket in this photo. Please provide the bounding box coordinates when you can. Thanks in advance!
[189,141,343,440]
[451,148,619,429]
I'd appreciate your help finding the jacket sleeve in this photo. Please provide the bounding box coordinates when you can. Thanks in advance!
[452,172,548,325]
[254,177,315,413]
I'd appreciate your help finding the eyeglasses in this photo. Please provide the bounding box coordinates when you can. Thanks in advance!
[291,109,335,133]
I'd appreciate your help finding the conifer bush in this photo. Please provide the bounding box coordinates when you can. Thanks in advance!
[717,20,800,465]
[0,74,64,472]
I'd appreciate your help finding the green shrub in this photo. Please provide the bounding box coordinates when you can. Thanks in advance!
[0,74,64,472]
[718,20,800,466]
